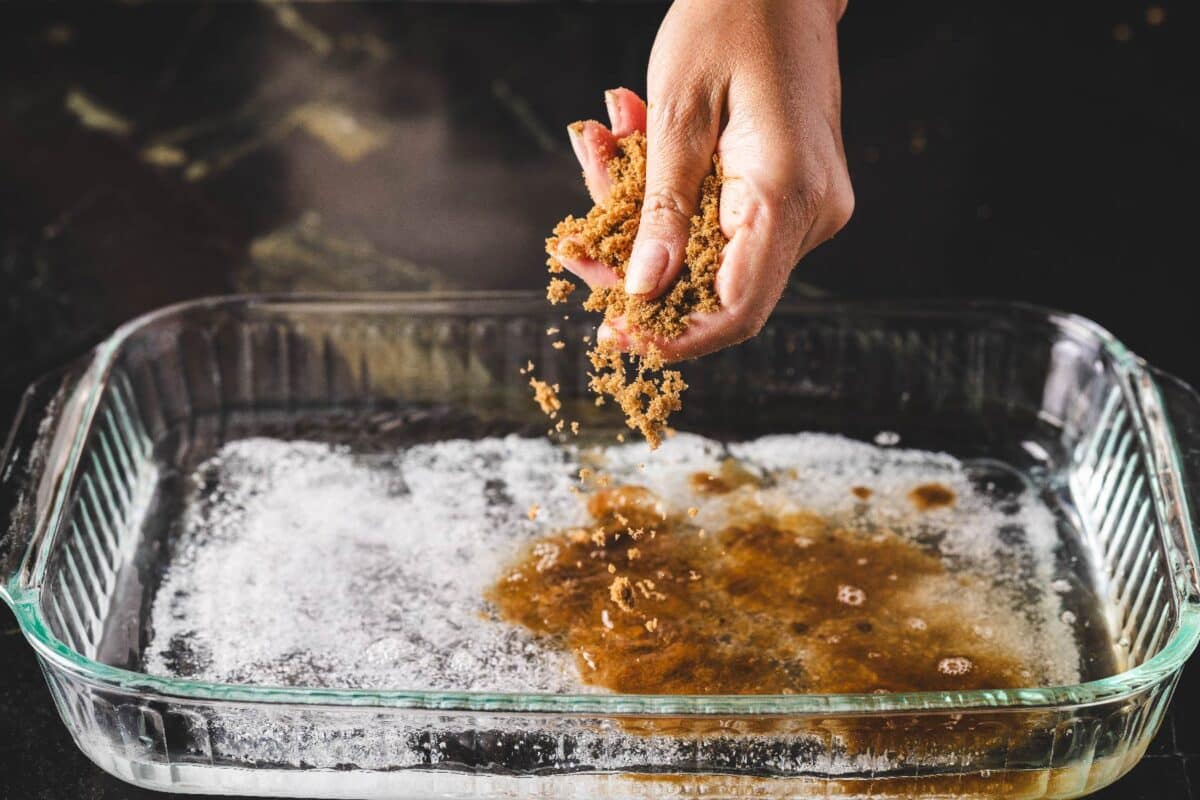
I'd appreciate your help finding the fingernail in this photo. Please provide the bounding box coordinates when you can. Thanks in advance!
[597,324,615,345]
[604,89,622,130]
[566,122,586,161]
[625,240,669,295]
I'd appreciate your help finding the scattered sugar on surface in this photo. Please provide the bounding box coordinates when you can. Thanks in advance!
[144,432,1081,692]
[938,656,974,676]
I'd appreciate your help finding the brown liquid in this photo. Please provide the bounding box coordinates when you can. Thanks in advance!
[687,458,762,496]
[488,483,1033,696]
[908,482,956,511]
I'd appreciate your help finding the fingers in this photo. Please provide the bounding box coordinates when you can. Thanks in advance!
[566,120,618,204]
[556,90,648,292]
[624,88,722,299]
[554,240,620,290]
[602,225,786,362]
[604,88,647,137]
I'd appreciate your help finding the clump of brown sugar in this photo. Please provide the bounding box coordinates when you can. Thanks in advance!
[544,130,728,447]
[529,378,561,417]
[547,278,575,304]
[609,575,636,612]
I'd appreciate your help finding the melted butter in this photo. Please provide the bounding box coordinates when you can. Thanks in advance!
[488,482,1034,696]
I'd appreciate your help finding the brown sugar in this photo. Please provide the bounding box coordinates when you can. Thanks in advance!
[488,483,1037,696]
[544,130,728,447]
[588,340,684,448]
[547,278,575,304]
[529,378,561,417]
[609,576,636,612]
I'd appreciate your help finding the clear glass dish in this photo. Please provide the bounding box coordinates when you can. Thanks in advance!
[3,292,1200,799]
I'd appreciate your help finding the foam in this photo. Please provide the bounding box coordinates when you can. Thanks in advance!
[144,432,1081,691]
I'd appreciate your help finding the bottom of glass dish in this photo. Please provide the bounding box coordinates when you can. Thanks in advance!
[80,745,1150,799]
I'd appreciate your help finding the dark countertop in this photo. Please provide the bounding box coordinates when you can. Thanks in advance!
[0,1,1195,797]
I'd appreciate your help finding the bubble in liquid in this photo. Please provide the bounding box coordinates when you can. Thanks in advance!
[1061,610,1077,625]
[1051,579,1072,594]
[938,656,973,676]
[906,617,928,631]
[837,584,867,606]
[874,431,901,446]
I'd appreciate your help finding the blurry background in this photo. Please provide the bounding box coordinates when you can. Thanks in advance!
[0,1,1194,797]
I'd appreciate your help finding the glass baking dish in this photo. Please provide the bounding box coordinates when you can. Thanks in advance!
[3,292,1200,799]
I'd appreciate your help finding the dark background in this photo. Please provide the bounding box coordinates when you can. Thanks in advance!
[0,1,1195,797]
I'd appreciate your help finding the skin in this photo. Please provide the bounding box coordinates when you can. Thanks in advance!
[558,0,854,361]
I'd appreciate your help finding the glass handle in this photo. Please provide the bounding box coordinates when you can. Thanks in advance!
[0,362,84,607]
[1147,365,1200,601]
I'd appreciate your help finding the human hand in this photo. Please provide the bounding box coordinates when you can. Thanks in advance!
[557,0,854,360]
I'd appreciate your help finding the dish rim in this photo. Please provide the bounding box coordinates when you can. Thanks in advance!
[5,291,1199,716]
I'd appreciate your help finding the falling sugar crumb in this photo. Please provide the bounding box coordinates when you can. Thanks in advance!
[687,507,698,517]
[527,503,540,521]
[546,327,559,335]
[551,341,565,350]
[874,431,901,446]
[645,618,658,633]
[571,421,580,435]
[530,378,561,416]
[547,278,575,304]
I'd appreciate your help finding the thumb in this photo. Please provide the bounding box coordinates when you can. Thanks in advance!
[625,94,720,298]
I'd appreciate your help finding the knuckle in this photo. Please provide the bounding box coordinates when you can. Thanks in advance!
[641,186,694,231]
[779,181,825,230]
[826,173,856,231]
[647,85,715,146]
[731,308,769,344]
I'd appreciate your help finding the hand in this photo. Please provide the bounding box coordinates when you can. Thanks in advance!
[558,0,854,360]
